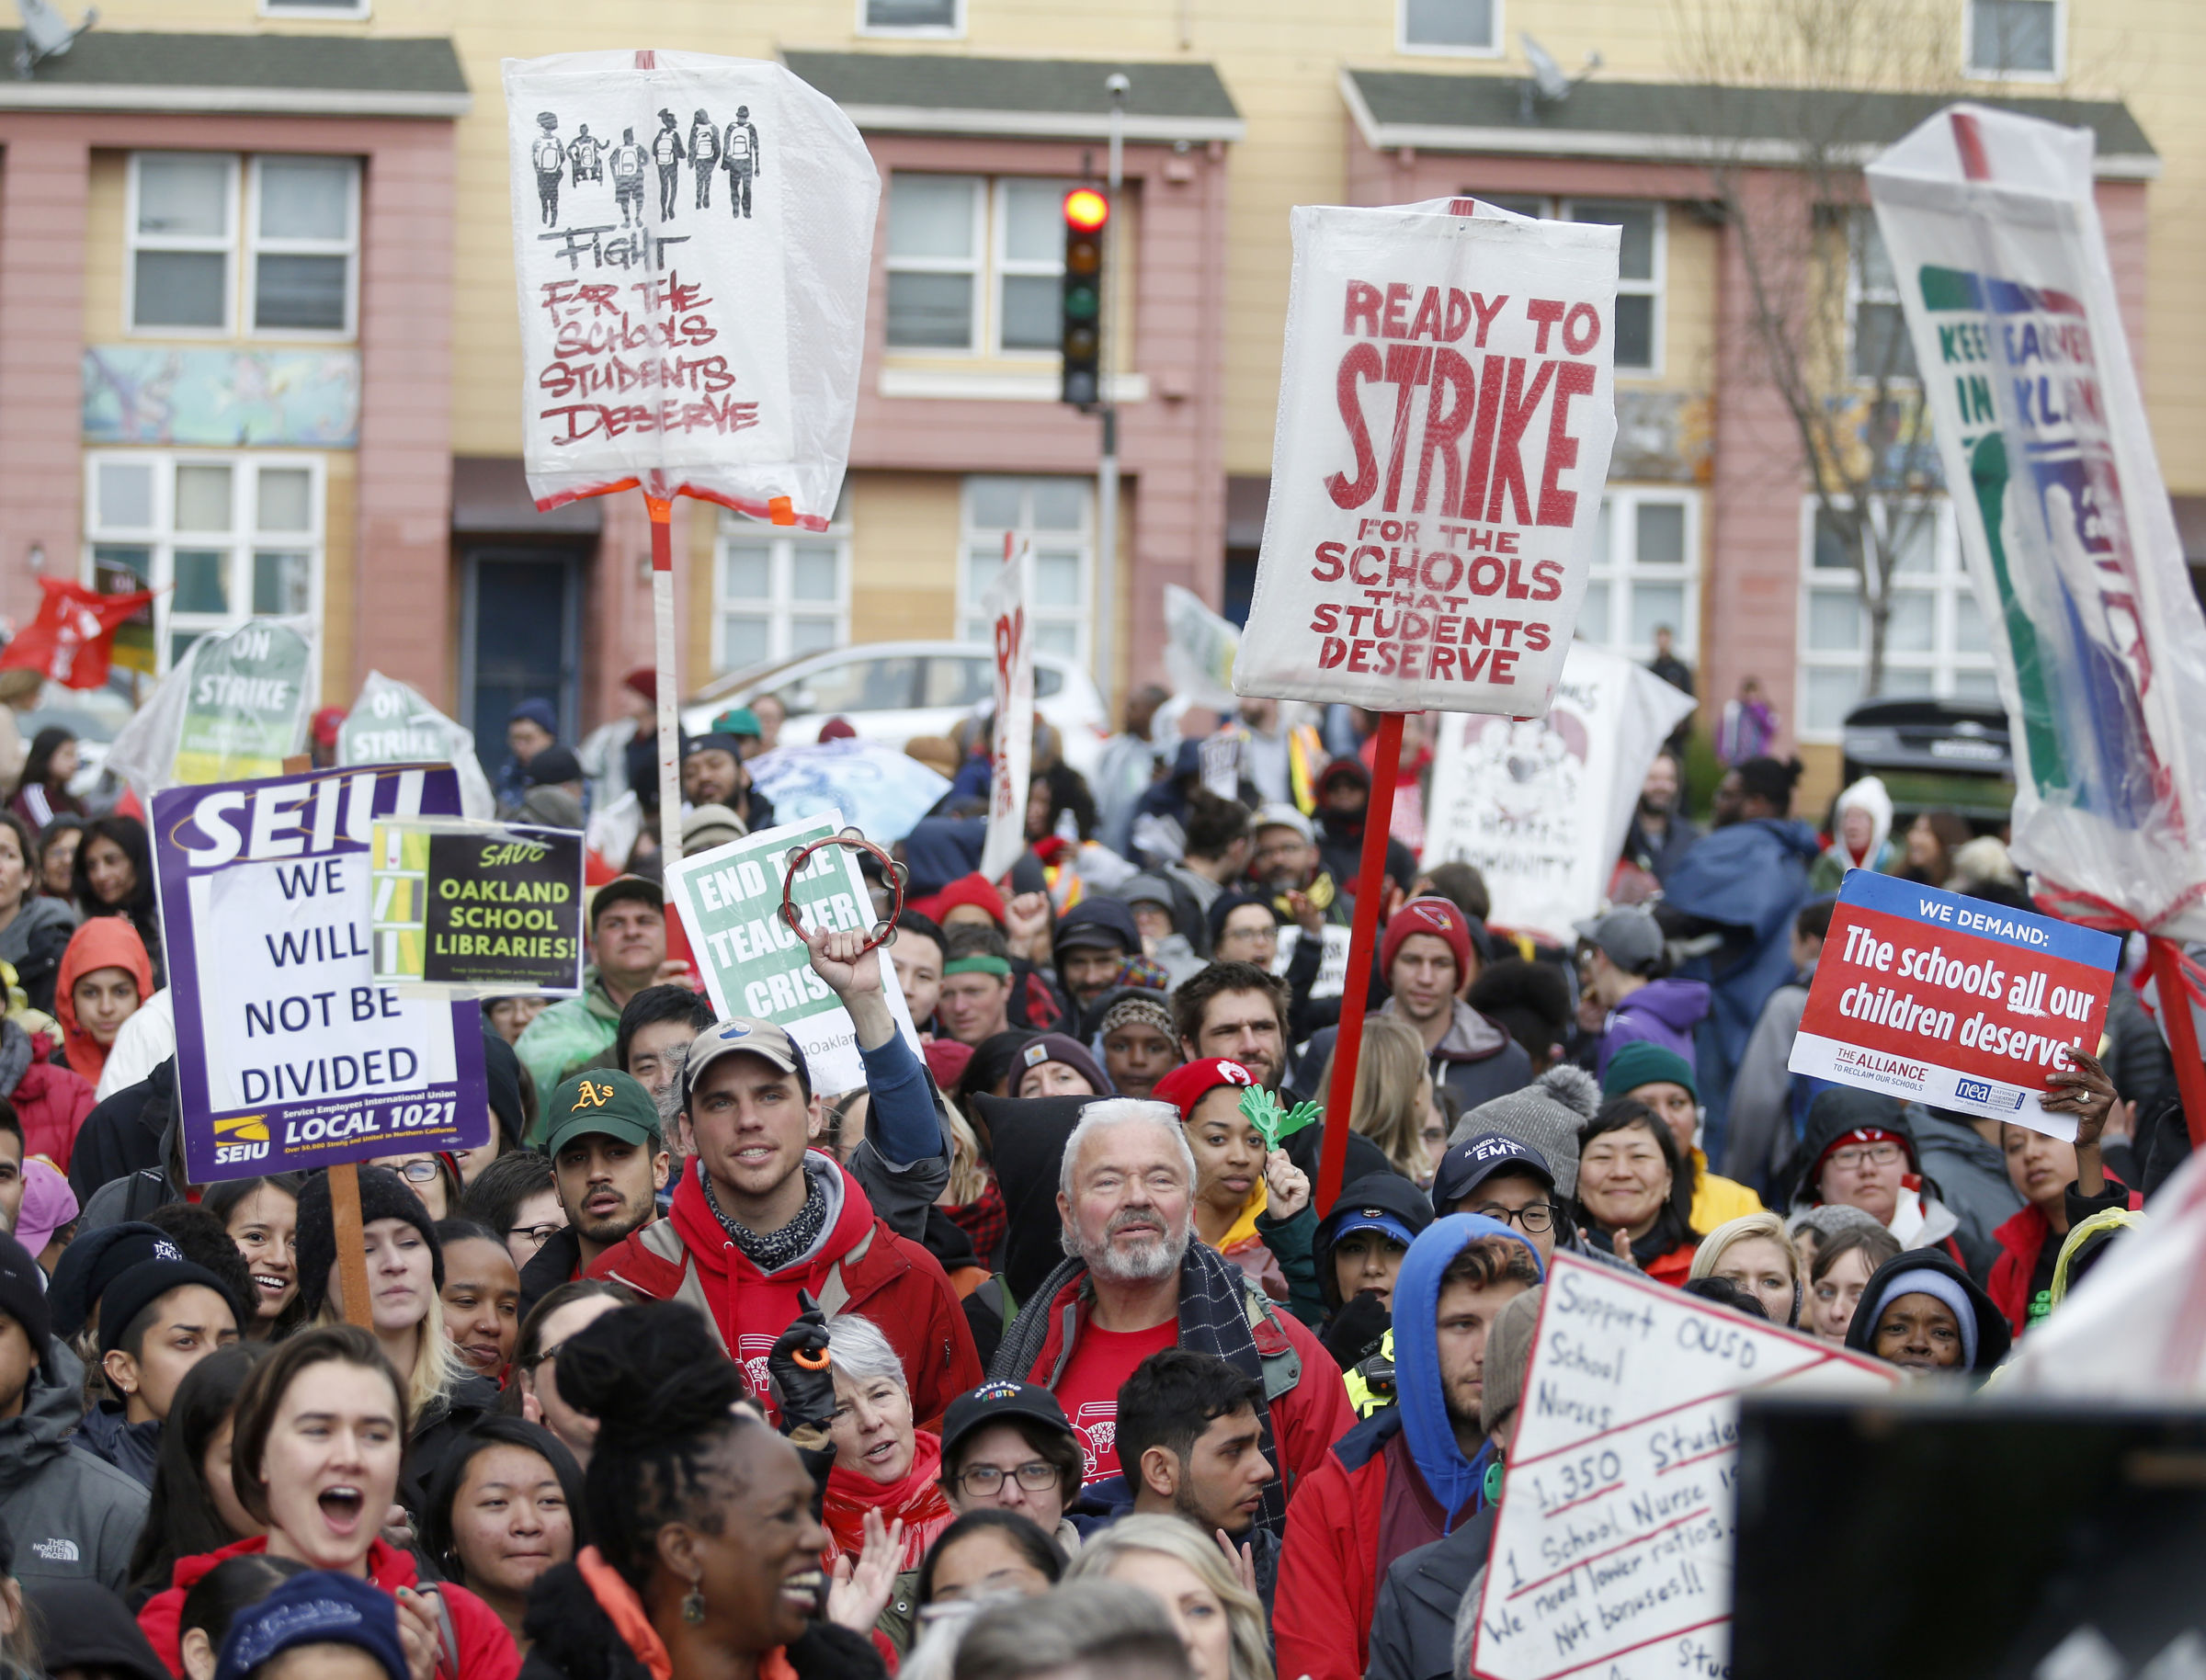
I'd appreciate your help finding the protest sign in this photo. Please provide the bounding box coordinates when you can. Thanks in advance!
[154,765,488,1182]
[107,618,317,795]
[0,578,158,689]
[744,738,950,846]
[1787,869,2117,1136]
[1273,923,1351,1000]
[369,819,584,997]
[502,50,878,528]
[665,812,920,1093]
[339,670,496,820]
[1163,583,1241,711]
[978,543,1034,884]
[1470,1254,1898,1680]
[1423,641,1695,942]
[1234,198,1620,715]
[1868,109,2206,943]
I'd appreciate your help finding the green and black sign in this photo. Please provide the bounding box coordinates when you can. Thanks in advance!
[371,820,585,995]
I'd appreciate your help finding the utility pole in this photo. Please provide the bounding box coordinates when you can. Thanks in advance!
[1095,72,1128,713]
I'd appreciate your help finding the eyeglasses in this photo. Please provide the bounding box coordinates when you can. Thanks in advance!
[955,1461,1063,1496]
[508,1222,563,1247]
[391,1160,441,1184]
[522,1337,569,1374]
[1827,1143,1903,1172]
[1472,1202,1555,1233]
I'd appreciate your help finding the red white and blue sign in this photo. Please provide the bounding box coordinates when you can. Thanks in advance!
[1787,869,2119,1140]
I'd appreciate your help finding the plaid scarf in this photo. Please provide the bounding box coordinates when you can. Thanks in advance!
[990,1239,1291,1540]
[700,1159,829,1272]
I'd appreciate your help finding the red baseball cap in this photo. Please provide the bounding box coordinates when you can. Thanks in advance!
[1150,1056,1258,1123]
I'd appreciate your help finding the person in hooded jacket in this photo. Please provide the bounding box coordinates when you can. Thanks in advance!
[1571,907,1710,1078]
[1312,759,1418,912]
[0,1231,147,1594]
[1808,776,1896,892]
[1786,1090,1995,1279]
[52,917,153,1091]
[1048,898,1164,1016]
[1312,1174,1434,1372]
[1274,1215,1541,1680]
[1985,1048,2133,1339]
[1658,755,1820,1165]
[1843,1248,2010,1379]
[0,1015,90,1175]
[588,923,982,1425]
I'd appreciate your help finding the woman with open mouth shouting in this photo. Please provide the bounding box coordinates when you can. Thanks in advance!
[518,1300,886,1680]
[818,1314,954,1573]
[134,1323,521,1678]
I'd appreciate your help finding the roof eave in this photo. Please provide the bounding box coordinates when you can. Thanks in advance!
[0,82,471,117]
[833,100,1243,143]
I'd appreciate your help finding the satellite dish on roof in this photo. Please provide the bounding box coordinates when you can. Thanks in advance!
[1518,32,1602,120]
[13,0,97,80]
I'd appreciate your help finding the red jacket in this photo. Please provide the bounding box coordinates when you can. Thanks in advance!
[590,1158,982,1428]
[1986,1175,2141,1338]
[12,1055,93,1170]
[138,1535,518,1680]
[1015,1271,1356,1496]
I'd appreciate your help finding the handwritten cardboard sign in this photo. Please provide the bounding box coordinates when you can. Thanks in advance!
[1788,870,2119,1139]
[502,50,879,527]
[154,766,489,1182]
[1234,198,1619,715]
[1471,1254,1898,1680]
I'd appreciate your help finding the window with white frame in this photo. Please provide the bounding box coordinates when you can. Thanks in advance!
[885,175,1073,355]
[1401,0,1499,54]
[1796,499,1996,740]
[960,477,1092,662]
[859,0,960,34]
[1576,490,1699,661]
[129,153,359,336]
[713,490,852,674]
[85,452,324,672]
[1967,0,2059,77]
[1461,195,1660,371]
[1849,211,1916,380]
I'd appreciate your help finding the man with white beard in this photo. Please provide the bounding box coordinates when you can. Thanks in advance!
[987,1099,1356,1541]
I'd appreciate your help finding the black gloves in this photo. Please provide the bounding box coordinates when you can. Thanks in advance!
[768,1288,838,1436]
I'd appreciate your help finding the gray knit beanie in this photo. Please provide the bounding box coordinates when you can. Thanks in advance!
[1449,1065,1600,1199]
[1482,1284,1543,1436]
[1786,1202,1888,1247]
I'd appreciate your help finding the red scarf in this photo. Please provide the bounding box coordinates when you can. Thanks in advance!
[575,1546,799,1680]
[822,1428,953,1570]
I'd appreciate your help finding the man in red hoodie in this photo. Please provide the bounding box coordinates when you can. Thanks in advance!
[588,923,981,1425]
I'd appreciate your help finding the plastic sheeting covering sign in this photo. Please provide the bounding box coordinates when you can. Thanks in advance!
[1235,198,1619,715]
[978,542,1034,885]
[1788,869,2117,1139]
[1868,106,2206,940]
[1471,1255,1898,1680]
[503,50,879,527]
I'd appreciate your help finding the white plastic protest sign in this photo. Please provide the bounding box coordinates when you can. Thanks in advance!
[1163,583,1242,711]
[978,543,1034,885]
[340,671,496,821]
[1235,198,1619,715]
[665,811,919,1093]
[1423,641,1694,942]
[503,51,878,528]
[1471,1254,1898,1680]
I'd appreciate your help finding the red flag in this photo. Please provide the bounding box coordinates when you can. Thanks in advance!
[0,578,161,690]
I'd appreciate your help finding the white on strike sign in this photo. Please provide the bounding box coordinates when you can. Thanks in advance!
[1471,1255,1898,1680]
[1236,198,1620,714]
[503,51,878,527]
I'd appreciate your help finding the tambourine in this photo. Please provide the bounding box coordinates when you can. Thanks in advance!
[779,827,907,955]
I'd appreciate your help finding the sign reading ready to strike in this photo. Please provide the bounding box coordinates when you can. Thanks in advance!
[1470,1255,1897,1680]
[1788,870,2119,1139]
[154,765,488,1183]
[665,812,920,1093]
[1235,198,1620,715]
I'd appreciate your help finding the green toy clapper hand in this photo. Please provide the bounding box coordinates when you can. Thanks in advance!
[1239,1085,1322,1152]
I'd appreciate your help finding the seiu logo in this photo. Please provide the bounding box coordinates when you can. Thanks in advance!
[1955,1078,1994,1103]
[215,1142,270,1165]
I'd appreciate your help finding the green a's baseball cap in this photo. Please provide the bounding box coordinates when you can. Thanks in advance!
[545,1070,663,1156]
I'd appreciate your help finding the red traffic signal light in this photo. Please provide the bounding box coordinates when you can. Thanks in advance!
[1063,187,1110,233]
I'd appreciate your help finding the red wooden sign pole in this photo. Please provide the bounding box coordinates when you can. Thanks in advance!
[1315,711,1404,1213]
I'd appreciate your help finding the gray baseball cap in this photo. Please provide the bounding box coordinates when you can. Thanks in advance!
[1572,906,1666,974]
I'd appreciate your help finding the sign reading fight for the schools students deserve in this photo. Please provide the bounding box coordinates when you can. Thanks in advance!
[368,819,585,998]
[503,51,878,528]
[1787,869,2118,1139]
[1234,198,1619,714]
[154,765,489,1183]
[1470,1254,1898,1680]
[665,812,920,1094]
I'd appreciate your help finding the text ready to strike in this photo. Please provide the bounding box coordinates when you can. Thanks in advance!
[1787,869,2120,1138]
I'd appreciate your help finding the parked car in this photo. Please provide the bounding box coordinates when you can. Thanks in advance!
[680,641,1110,778]
[1840,697,2015,827]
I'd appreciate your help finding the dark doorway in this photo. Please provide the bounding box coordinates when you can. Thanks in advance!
[461,547,582,778]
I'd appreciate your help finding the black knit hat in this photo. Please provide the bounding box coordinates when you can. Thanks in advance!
[48,1221,169,1343]
[294,1165,444,1319]
[98,1258,244,1359]
[0,1232,47,1351]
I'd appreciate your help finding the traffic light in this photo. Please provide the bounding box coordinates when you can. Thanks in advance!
[1061,186,1109,407]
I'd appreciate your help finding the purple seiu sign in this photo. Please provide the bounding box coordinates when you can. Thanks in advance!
[154,764,488,1183]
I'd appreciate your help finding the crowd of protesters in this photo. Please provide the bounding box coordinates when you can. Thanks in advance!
[0,671,2160,1680]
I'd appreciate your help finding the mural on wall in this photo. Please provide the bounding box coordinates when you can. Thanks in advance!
[83,347,361,448]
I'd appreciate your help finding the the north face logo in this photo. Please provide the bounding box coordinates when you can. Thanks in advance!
[29,1539,77,1562]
